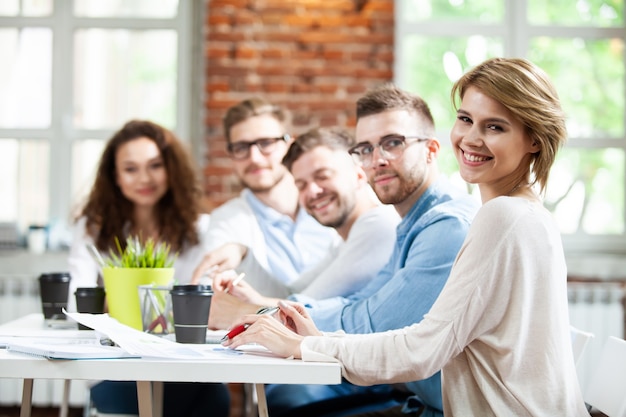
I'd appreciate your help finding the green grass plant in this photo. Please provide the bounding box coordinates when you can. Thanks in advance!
[105,236,176,268]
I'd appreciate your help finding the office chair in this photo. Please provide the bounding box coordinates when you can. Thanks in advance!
[584,336,626,417]
[570,325,594,365]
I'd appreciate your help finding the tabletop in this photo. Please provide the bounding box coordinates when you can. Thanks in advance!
[0,314,342,417]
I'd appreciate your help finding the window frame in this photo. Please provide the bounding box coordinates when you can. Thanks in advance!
[0,0,203,238]
[394,0,626,256]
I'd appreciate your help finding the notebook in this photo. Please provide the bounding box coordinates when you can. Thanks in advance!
[6,338,138,360]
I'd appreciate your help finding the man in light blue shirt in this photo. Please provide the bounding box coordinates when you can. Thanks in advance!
[265,85,480,417]
[243,189,334,286]
[191,97,338,297]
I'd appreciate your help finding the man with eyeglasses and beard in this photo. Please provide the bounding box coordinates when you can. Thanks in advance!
[224,85,480,417]
[191,98,339,297]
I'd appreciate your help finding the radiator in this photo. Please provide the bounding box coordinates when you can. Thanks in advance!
[0,274,88,407]
[568,282,625,394]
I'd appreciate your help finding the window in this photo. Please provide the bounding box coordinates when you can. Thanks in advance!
[395,0,625,255]
[0,0,200,247]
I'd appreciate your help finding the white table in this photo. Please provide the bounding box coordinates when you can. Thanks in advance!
[0,314,341,417]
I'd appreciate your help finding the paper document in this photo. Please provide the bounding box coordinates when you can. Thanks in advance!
[64,311,241,360]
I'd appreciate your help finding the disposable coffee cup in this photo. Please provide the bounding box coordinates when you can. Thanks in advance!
[38,272,71,321]
[170,284,212,344]
[74,287,106,330]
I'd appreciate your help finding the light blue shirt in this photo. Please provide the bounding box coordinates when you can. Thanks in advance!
[244,190,337,285]
[293,178,480,415]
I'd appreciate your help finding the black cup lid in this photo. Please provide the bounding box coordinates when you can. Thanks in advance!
[75,287,105,295]
[170,284,212,295]
[39,272,71,282]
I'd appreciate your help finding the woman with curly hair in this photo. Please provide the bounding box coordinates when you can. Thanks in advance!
[69,119,208,293]
[68,119,229,417]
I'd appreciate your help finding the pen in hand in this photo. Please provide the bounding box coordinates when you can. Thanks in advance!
[224,272,245,294]
[220,306,279,342]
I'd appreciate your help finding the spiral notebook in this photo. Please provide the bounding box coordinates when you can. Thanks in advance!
[6,339,138,360]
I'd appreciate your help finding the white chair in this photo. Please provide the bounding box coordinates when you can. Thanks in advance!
[570,325,594,365]
[584,336,626,417]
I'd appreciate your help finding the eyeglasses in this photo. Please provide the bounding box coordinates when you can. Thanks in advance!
[348,134,430,167]
[227,134,290,160]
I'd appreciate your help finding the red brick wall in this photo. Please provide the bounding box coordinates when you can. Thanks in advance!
[202,0,394,209]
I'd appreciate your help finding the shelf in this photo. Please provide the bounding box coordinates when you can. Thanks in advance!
[0,251,69,277]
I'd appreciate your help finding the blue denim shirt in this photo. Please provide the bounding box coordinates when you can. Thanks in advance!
[292,178,479,414]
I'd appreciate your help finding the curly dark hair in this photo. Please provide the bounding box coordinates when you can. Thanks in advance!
[78,120,204,252]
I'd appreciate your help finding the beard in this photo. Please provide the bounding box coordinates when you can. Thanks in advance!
[308,191,356,230]
[315,209,350,229]
[370,167,425,206]
[240,166,287,193]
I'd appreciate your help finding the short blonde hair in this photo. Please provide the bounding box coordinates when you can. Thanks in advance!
[451,57,567,193]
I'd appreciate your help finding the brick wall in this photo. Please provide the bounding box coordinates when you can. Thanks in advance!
[202,0,394,209]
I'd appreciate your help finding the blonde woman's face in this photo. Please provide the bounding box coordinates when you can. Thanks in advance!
[115,137,168,208]
[450,86,539,198]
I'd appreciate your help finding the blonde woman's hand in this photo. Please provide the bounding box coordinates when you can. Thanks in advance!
[222,300,321,358]
[276,300,321,336]
[221,311,305,359]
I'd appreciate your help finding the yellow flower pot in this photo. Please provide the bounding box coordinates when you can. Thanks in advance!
[102,267,175,330]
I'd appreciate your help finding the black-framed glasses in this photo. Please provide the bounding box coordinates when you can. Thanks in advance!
[227,134,290,160]
[348,134,430,167]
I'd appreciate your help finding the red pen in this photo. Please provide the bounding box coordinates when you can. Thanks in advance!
[221,306,279,342]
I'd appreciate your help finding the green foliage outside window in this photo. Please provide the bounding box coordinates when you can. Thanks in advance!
[397,0,625,240]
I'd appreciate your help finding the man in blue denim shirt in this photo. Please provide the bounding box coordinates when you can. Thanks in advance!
[265,85,480,417]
